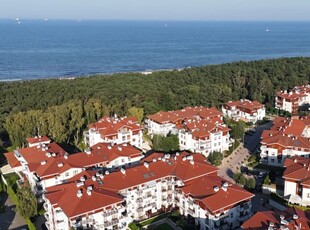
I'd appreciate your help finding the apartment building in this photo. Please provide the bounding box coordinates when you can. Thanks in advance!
[178,118,231,157]
[283,157,310,207]
[275,85,310,114]
[241,207,310,229]
[222,99,266,123]
[260,116,310,166]
[84,116,143,148]
[43,152,254,230]
[4,137,143,194]
[145,106,223,137]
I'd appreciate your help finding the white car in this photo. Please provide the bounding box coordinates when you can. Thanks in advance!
[258,172,266,178]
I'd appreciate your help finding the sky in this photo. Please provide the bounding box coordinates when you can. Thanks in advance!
[0,0,310,21]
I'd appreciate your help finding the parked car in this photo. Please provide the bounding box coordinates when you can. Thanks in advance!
[258,172,266,178]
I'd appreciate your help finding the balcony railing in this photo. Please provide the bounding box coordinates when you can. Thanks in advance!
[104,219,118,227]
[103,209,118,217]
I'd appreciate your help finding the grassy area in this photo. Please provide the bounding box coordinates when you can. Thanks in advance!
[4,172,19,192]
[156,223,174,230]
[247,155,259,168]
[140,212,170,227]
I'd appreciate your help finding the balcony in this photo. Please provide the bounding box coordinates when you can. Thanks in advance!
[104,219,119,227]
[238,203,251,212]
[103,209,118,217]
[188,208,195,216]
[55,210,63,220]
[43,203,49,211]
[56,220,65,228]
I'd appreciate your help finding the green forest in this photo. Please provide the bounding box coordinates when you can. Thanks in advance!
[1,57,310,147]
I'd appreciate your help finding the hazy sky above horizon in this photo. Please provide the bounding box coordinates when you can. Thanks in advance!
[1,0,309,21]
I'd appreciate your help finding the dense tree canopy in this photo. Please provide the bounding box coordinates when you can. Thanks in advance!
[1,57,310,146]
[16,185,37,219]
[152,134,179,152]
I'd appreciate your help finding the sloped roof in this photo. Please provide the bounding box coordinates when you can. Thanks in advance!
[224,99,264,111]
[178,175,254,214]
[146,107,222,124]
[241,208,310,230]
[67,143,143,168]
[88,116,142,137]
[260,116,310,150]
[45,182,123,218]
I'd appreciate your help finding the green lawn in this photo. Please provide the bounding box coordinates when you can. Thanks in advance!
[155,223,174,230]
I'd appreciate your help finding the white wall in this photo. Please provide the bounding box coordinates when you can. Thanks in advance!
[284,180,297,197]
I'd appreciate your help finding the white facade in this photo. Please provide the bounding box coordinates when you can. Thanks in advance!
[222,104,265,123]
[87,127,143,148]
[275,98,294,113]
[284,180,297,198]
[179,130,231,157]
[145,119,176,137]
[260,146,310,167]
[44,174,252,230]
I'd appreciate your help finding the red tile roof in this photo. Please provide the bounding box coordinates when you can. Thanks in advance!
[26,136,51,145]
[4,152,21,168]
[178,175,254,214]
[283,157,310,184]
[224,99,264,111]
[261,116,310,150]
[67,143,143,168]
[45,182,123,218]
[241,208,310,230]
[146,107,222,124]
[88,116,142,137]
[7,141,142,179]
[45,152,254,220]
[181,118,230,139]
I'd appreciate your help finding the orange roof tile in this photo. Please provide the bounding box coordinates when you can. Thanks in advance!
[178,175,253,214]
[26,136,51,145]
[45,182,123,218]
[224,99,264,111]
[241,208,310,230]
[67,143,143,168]
[88,116,142,137]
[147,107,222,124]
[4,152,21,168]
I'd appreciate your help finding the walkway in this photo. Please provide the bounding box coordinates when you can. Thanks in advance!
[0,193,27,230]
[218,144,250,183]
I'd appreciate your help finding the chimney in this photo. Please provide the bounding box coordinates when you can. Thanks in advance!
[213,186,219,192]
[222,182,228,191]
[144,162,149,168]
[57,162,63,167]
[77,189,82,198]
[121,168,126,175]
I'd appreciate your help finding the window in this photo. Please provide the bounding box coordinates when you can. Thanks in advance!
[307,193,310,198]
[230,213,233,218]
[65,172,69,177]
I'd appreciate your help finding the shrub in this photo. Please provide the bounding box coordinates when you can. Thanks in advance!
[208,151,223,166]
[129,223,140,230]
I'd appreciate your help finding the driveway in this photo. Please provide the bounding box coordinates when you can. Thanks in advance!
[0,193,27,230]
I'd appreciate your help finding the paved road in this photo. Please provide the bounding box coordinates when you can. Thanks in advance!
[244,121,273,153]
[218,121,274,183]
[0,193,27,230]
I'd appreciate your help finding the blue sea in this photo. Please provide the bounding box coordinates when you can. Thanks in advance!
[0,20,310,81]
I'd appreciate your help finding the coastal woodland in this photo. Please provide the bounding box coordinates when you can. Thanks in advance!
[1,57,310,147]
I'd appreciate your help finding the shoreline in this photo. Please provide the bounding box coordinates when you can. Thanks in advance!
[0,56,309,83]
